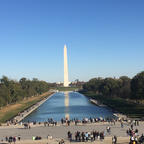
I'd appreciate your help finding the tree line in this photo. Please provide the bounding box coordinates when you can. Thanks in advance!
[83,71,144,100]
[0,76,54,107]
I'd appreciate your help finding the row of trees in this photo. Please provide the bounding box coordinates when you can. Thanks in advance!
[83,71,144,100]
[0,76,53,107]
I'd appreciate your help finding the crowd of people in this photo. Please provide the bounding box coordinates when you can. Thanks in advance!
[14,116,118,127]
[44,118,57,126]
[6,116,141,129]
[1,117,144,144]
[60,117,117,126]
[67,130,105,142]
[2,135,21,144]
[126,124,144,144]
[16,117,117,130]
[21,118,57,129]
[1,135,43,143]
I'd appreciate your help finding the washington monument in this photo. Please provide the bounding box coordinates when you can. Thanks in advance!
[64,45,69,87]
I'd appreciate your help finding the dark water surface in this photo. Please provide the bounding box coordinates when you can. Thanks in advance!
[23,92,114,122]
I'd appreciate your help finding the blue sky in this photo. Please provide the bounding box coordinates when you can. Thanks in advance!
[0,0,144,82]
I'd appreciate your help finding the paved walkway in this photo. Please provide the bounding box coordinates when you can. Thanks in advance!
[4,137,130,144]
[0,122,143,143]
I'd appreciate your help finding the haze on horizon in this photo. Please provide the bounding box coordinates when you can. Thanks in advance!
[0,0,144,83]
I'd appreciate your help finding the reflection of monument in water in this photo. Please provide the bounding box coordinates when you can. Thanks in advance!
[64,45,69,87]
[64,91,69,119]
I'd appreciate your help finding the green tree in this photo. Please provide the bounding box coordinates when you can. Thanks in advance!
[119,76,131,98]
[0,84,11,105]
[0,76,51,107]
[131,71,144,100]
[0,76,10,87]
[99,78,121,97]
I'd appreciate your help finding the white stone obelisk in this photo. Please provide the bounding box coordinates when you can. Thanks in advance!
[64,45,69,87]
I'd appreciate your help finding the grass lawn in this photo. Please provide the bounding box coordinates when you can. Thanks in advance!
[0,91,53,123]
[56,87,79,91]
[81,91,144,118]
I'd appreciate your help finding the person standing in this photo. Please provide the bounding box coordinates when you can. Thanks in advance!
[112,135,117,144]
[18,135,21,141]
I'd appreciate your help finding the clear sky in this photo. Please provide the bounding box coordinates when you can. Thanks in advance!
[0,0,144,82]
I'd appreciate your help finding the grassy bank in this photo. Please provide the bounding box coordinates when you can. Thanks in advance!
[0,91,53,123]
[81,91,144,118]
